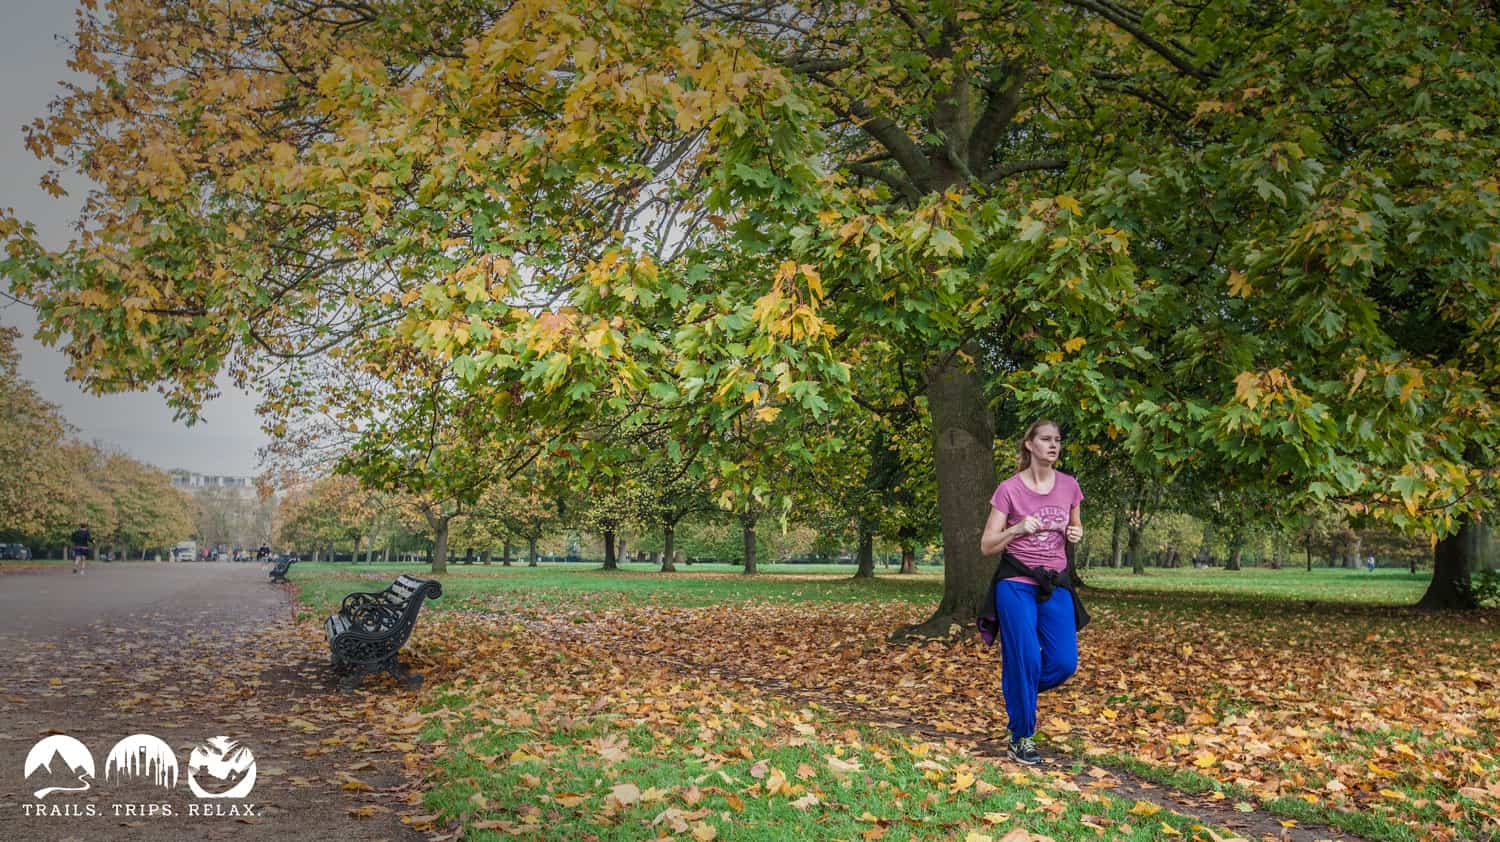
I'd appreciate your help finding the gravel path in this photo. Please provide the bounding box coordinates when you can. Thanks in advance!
[0,562,424,841]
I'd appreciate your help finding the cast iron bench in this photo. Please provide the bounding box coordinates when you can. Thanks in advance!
[268,557,295,583]
[324,574,442,688]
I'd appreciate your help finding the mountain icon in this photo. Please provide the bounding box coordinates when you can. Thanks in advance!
[24,734,95,798]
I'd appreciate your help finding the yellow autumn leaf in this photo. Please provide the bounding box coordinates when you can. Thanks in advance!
[800,264,824,299]
[1233,371,1261,408]
[1055,194,1082,214]
[1227,270,1252,298]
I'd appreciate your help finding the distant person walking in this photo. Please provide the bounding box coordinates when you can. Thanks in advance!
[977,419,1089,766]
[70,523,92,575]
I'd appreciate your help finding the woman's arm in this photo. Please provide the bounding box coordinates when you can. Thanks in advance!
[1065,505,1083,544]
[981,508,1040,557]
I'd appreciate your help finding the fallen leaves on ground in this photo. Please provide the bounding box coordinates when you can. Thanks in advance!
[401,611,1231,841]
[452,589,1500,841]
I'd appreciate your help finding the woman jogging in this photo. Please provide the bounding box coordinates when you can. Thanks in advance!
[977,419,1087,765]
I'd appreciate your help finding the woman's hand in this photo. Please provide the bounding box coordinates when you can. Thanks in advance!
[1065,524,1084,544]
[1016,515,1043,535]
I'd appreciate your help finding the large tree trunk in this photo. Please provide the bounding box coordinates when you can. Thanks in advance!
[853,525,875,579]
[501,540,511,566]
[899,544,917,574]
[1418,515,1480,609]
[1343,534,1362,569]
[741,510,758,575]
[1127,525,1145,575]
[602,528,618,570]
[890,356,996,640]
[527,536,538,567]
[1226,543,1243,572]
[1305,537,1313,572]
[661,524,677,572]
[430,516,450,574]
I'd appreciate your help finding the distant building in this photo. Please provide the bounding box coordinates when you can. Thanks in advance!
[168,471,272,549]
[168,471,256,494]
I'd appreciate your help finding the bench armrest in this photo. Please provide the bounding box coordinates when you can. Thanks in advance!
[340,590,387,614]
[343,598,404,633]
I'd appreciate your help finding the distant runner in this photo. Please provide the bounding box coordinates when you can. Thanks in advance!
[70,522,92,576]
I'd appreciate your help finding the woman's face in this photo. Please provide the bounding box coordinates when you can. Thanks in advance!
[1025,425,1061,465]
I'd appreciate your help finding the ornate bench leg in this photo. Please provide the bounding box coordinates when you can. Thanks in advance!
[384,656,423,687]
[337,665,369,691]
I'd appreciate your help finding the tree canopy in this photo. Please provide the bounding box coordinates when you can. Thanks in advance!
[3,0,1496,616]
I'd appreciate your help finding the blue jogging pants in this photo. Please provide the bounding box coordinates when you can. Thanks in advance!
[994,579,1078,739]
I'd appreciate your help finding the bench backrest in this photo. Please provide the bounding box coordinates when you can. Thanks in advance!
[342,575,442,638]
[384,574,426,606]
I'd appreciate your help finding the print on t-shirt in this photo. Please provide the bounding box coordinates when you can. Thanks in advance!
[1013,504,1069,553]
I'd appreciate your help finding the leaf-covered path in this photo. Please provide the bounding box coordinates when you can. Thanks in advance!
[0,562,424,841]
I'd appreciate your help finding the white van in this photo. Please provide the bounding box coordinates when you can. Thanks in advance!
[173,541,198,562]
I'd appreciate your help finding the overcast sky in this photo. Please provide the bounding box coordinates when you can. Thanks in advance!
[1,0,268,476]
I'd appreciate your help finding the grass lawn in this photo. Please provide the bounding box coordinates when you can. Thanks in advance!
[289,558,1437,614]
[288,560,943,618]
[288,561,1495,840]
[1083,565,1433,605]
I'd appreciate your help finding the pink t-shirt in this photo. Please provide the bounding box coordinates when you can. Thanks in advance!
[990,471,1083,580]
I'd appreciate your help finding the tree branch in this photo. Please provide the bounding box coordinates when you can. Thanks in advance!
[848,163,921,203]
[968,67,1029,175]
[1063,0,1213,82]
[984,158,1068,184]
